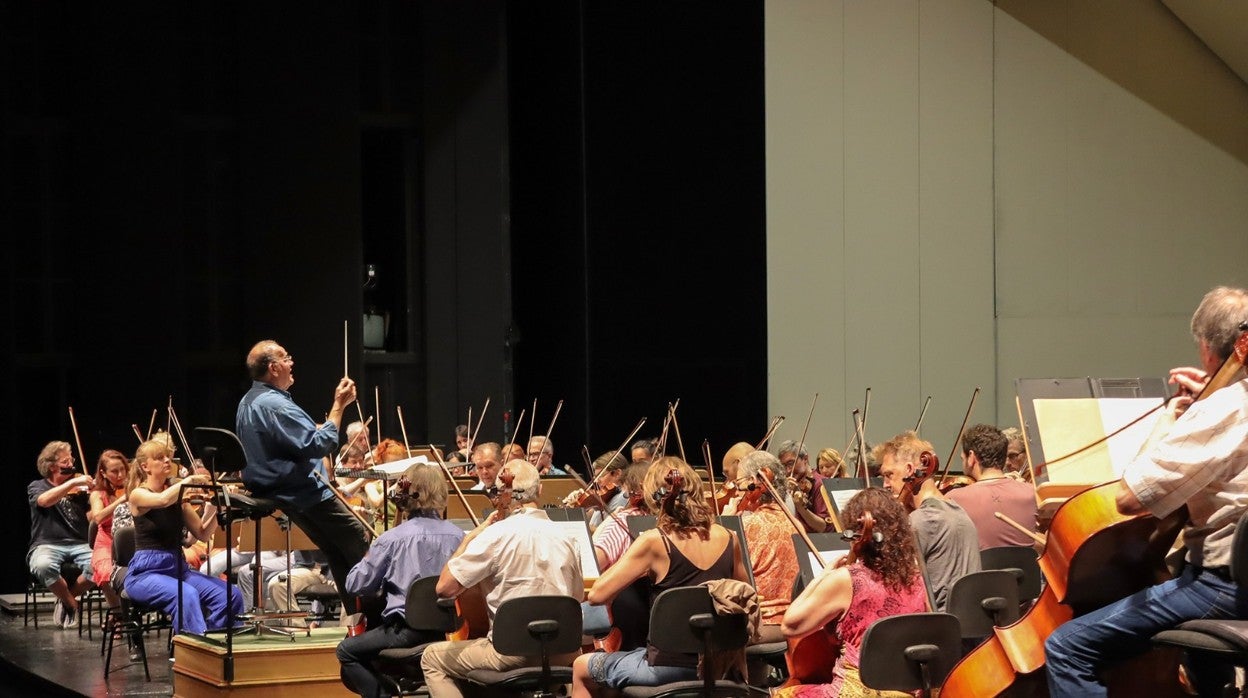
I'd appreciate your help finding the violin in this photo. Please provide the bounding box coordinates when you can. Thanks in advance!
[735,466,773,513]
[711,481,737,512]
[564,481,621,510]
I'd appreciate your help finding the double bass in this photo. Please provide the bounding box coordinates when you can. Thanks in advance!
[941,329,1248,696]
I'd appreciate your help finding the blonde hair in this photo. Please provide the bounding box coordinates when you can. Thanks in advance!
[129,439,175,494]
[817,447,845,477]
[871,431,934,472]
[643,457,713,537]
[36,441,72,479]
[401,464,449,513]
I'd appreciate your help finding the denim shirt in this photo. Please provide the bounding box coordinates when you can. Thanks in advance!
[236,380,339,509]
[344,511,465,620]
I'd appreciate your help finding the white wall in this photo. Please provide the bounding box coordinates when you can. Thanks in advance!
[765,0,1248,460]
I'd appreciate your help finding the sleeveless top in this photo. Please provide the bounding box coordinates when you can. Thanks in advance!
[134,496,186,551]
[829,564,928,694]
[646,528,736,668]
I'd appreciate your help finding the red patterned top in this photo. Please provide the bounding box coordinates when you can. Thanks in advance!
[742,503,800,621]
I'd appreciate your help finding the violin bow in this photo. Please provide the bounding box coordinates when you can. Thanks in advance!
[504,408,527,462]
[755,415,786,451]
[937,387,980,489]
[853,409,868,486]
[336,415,374,468]
[146,409,158,441]
[914,396,932,434]
[67,406,90,477]
[667,399,687,462]
[167,404,199,469]
[430,443,480,527]
[754,467,825,569]
[469,397,490,458]
[587,418,647,491]
[527,399,537,453]
[396,406,412,456]
[131,424,144,447]
[702,439,719,511]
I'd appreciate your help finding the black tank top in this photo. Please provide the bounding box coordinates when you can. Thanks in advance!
[646,528,735,667]
[134,495,186,551]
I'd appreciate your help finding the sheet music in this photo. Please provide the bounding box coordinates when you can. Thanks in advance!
[335,456,431,480]
[1034,397,1162,482]
[830,489,860,514]
[808,549,847,574]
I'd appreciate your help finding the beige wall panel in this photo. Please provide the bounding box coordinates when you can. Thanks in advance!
[765,0,849,450]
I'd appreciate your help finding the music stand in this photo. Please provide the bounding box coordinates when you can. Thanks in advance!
[194,428,304,651]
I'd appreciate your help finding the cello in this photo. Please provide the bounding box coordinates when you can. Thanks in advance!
[941,328,1248,697]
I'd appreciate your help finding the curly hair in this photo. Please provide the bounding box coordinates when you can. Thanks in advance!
[373,438,408,464]
[643,457,713,537]
[841,488,921,593]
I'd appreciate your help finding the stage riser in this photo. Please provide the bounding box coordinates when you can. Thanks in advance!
[172,628,356,697]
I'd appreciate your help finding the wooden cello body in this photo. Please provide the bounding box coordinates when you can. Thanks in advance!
[941,482,1185,697]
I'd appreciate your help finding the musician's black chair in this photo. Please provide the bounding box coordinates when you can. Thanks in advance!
[104,525,172,680]
[980,545,1043,604]
[463,594,582,697]
[1152,510,1248,698]
[620,586,764,698]
[946,569,1021,653]
[368,576,461,695]
[858,612,961,698]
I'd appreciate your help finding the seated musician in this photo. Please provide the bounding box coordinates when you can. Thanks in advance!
[591,462,652,571]
[421,459,584,697]
[446,424,470,463]
[526,435,567,476]
[566,451,629,529]
[335,445,373,521]
[734,451,800,642]
[630,438,657,464]
[467,442,502,491]
[1046,286,1248,697]
[1000,426,1028,478]
[88,448,131,610]
[125,438,243,634]
[817,447,846,478]
[944,423,1038,549]
[874,431,979,611]
[776,488,929,698]
[780,440,832,533]
[365,439,408,533]
[337,464,464,698]
[270,550,335,628]
[28,440,97,629]
[571,457,750,696]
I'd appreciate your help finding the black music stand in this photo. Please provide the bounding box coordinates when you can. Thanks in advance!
[194,428,301,674]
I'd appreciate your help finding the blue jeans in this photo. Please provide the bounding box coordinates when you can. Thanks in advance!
[1045,566,1248,697]
[27,543,93,587]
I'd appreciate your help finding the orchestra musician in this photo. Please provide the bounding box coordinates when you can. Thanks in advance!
[446,424,470,463]
[1000,426,1028,477]
[27,441,97,629]
[591,462,652,572]
[467,442,503,491]
[780,440,832,533]
[235,339,371,616]
[124,438,243,634]
[734,451,799,642]
[422,459,583,697]
[1045,286,1248,697]
[944,423,1038,550]
[526,435,567,476]
[630,438,657,464]
[571,457,750,696]
[88,448,131,610]
[366,439,408,533]
[776,488,928,698]
[816,447,846,478]
[336,463,464,698]
[874,431,979,612]
[565,451,629,529]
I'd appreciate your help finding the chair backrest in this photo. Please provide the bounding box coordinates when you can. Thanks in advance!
[88,520,98,549]
[192,426,249,475]
[859,613,961,693]
[1231,510,1248,586]
[403,575,459,633]
[490,595,583,657]
[112,525,137,568]
[646,586,749,656]
[979,545,1042,601]
[946,570,1021,639]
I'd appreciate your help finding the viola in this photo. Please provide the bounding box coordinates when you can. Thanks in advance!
[565,482,621,509]
[735,466,774,513]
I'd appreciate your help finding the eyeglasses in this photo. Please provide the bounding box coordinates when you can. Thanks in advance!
[56,456,76,465]
[1006,451,1025,460]
[268,354,293,366]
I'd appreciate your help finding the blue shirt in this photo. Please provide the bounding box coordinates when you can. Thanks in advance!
[235,380,340,509]
[344,511,465,620]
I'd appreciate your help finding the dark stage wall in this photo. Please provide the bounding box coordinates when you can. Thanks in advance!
[0,0,766,594]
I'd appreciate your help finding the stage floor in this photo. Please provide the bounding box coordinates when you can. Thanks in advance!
[0,601,173,697]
